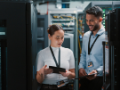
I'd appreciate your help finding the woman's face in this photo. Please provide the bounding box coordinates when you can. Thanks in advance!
[48,29,64,47]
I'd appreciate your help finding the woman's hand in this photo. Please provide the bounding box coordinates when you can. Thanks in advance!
[59,70,71,77]
[59,69,75,79]
[44,65,53,75]
[36,65,52,84]
[39,65,53,75]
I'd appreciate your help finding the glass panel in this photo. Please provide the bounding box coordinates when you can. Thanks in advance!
[37,18,44,27]
[37,18,45,52]
[37,40,44,52]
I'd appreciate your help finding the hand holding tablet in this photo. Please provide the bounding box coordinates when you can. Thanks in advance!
[79,72,98,79]
[49,66,66,74]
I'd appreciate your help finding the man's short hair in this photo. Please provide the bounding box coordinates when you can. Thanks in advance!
[86,6,103,18]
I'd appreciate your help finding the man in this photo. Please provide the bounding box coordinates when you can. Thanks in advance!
[79,6,105,90]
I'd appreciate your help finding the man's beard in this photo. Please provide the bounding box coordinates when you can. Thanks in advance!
[89,23,99,31]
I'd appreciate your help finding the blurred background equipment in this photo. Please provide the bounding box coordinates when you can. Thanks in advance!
[102,8,120,90]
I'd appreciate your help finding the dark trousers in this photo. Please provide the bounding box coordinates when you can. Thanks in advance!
[40,84,73,90]
[79,77,103,90]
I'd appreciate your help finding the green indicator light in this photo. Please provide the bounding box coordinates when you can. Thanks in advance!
[103,9,105,13]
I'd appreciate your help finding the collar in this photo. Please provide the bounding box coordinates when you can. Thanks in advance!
[91,25,105,36]
[51,46,60,50]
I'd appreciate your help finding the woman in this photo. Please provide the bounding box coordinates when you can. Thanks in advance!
[36,25,75,90]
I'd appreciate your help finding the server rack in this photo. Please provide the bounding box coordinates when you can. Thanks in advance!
[32,15,48,90]
[0,20,7,90]
[37,15,48,51]
[103,8,120,90]
[0,1,37,90]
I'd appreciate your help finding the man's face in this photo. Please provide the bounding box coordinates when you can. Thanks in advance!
[86,13,100,31]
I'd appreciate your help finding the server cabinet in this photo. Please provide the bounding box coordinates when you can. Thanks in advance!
[0,20,7,90]
[37,15,48,52]
[103,8,120,90]
[0,1,37,90]
[32,15,48,90]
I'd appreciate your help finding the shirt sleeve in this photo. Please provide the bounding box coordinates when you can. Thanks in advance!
[69,50,75,69]
[36,51,44,71]
[79,36,86,69]
[96,41,104,76]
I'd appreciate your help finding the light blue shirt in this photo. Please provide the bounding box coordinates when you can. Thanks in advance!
[79,26,105,76]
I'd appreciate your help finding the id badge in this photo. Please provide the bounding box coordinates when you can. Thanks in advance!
[88,61,94,68]
[87,55,94,68]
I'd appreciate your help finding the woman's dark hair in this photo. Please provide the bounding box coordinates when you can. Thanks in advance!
[47,25,64,36]
[86,6,103,18]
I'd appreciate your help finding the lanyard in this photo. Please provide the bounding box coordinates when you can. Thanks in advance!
[49,46,60,68]
[88,33,100,55]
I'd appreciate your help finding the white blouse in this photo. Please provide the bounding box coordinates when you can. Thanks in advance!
[36,46,75,85]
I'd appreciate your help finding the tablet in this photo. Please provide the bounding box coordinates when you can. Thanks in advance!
[49,66,66,74]
[79,73,98,79]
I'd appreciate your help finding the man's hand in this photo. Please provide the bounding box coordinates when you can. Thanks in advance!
[87,70,97,80]
[79,68,87,77]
